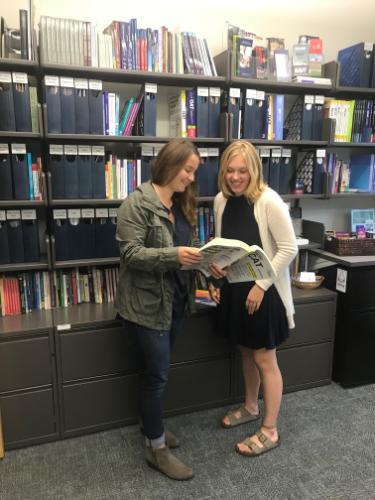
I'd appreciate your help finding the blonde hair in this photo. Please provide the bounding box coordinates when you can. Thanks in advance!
[151,139,200,225]
[218,140,266,201]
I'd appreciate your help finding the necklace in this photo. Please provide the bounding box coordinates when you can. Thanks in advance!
[152,183,173,211]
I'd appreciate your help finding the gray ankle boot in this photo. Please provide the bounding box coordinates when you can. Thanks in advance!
[145,446,194,480]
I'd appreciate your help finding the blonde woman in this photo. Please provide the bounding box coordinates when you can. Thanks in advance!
[209,140,297,456]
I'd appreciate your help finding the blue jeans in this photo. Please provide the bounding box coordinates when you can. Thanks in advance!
[124,306,185,445]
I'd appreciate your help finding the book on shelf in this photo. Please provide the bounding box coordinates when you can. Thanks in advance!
[292,75,331,85]
[182,237,276,283]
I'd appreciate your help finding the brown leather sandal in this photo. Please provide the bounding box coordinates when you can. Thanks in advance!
[235,430,280,456]
[222,405,260,428]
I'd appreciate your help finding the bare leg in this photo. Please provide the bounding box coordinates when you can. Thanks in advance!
[222,345,260,426]
[236,348,282,452]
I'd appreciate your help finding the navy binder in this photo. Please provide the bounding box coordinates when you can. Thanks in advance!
[0,146,13,200]
[80,209,95,259]
[301,95,314,140]
[12,73,32,132]
[44,75,62,134]
[95,209,119,258]
[197,152,209,196]
[78,146,93,198]
[49,145,65,199]
[89,80,104,135]
[141,157,152,183]
[206,150,219,196]
[21,210,40,262]
[269,150,281,192]
[53,210,69,261]
[0,213,10,264]
[259,148,270,183]
[92,147,106,199]
[141,83,157,136]
[312,152,326,194]
[7,210,25,263]
[60,77,76,134]
[196,87,209,138]
[338,42,373,88]
[242,89,257,139]
[255,93,267,139]
[0,72,16,131]
[208,87,221,138]
[312,95,324,140]
[11,145,29,200]
[227,88,241,139]
[64,146,79,199]
[279,149,293,194]
[75,79,90,134]
[67,210,86,260]
[371,44,375,88]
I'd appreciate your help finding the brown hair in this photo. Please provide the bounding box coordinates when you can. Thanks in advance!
[151,139,200,225]
[218,140,266,201]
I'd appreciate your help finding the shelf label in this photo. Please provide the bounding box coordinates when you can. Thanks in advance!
[145,83,157,93]
[198,148,208,157]
[96,208,109,218]
[0,72,12,83]
[57,324,71,331]
[78,145,92,155]
[0,211,6,221]
[92,146,105,156]
[64,145,78,156]
[208,148,219,156]
[74,78,88,89]
[11,144,27,155]
[282,149,292,158]
[209,87,221,97]
[314,95,325,104]
[89,79,103,90]
[229,88,240,98]
[21,209,37,220]
[44,75,60,86]
[12,72,28,84]
[316,149,326,158]
[259,148,270,158]
[256,90,265,100]
[271,148,282,158]
[304,95,315,104]
[60,77,74,88]
[336,268,347,293]
[6,210,21,220]
[50,144,63,155]
[246,89,257,99]
[0,144,9,154]
[82,208,95,218]
[53,209,67,219]
[68,209,81,219]
[109,208,117,218]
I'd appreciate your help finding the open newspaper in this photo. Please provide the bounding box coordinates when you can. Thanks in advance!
[183,237,276,283]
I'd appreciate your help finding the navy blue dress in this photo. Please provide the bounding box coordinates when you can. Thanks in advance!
[217,195,289,349]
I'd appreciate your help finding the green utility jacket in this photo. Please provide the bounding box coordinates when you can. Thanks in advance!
[114,181,196,330]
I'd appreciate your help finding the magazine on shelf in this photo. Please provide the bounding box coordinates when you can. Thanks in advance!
[182,237,276,283]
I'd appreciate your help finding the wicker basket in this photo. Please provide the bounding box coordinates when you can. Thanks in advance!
[325,236,375,256]
[292,275,325,289]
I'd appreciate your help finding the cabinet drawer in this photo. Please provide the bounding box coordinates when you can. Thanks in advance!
[1,389,57,448]
[62,374,139,433]
[171,311,231,363]
[281,300,335,349]
[59,326,139,382]
[165,358,231,411]
[278,343,333,390]
[0,337,52,393]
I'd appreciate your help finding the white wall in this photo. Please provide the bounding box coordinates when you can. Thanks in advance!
[3,0,375,230]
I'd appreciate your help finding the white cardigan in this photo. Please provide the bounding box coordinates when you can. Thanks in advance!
[214,188,298,328]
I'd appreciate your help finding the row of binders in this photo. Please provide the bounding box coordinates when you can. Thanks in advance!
[327,153,375,194]
[284,95,325,141]
[0,209,40,264]
[258,147,294,194]
[0,144,43,200]
[0,72,39,132]
[53,208,119,261]
[169,88,222,138]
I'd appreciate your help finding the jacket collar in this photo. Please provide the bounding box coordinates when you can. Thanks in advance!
[137,181,171,218]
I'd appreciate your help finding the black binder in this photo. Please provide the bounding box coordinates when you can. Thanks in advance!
[12,73,32,132]
[11,145,29,200]
[92,147,106,199]
[0,146,13,200]
[206,152,219,196]
[80,210,96,259]
[89,80,104,135]
[7,210,25,263]
[278,149,293,194]
[64,146,79,199]
[226,88,241,139]
[259,148,270,184]
[22,210,40,262]
[49,146,65,199]
[75,79,90,134]
[0,72,16,131]
[301,95,314,140]
[312,152,326,194]
[44,76,62,134]
[268,150,281,192]
[53,210,69,261]
[208,87,221,138]
[67,211,86,260]
[60,77,76,134]
[196,87,209,138]
[197,153,209,196]
[255,94,267,139]
[95,209,119,258]
[77,147,92,198]
[0,213,10,264]
[312,95,324,141]
[242,89,257,139]
[141,83,157,136]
